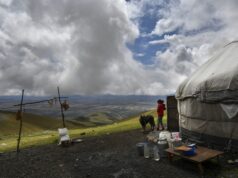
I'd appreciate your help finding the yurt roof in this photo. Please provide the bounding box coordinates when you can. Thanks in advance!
[176,41,238,103]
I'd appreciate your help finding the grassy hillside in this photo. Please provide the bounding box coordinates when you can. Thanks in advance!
[0,110,167,152]
[0,111,81,138]
[72,112,114,127]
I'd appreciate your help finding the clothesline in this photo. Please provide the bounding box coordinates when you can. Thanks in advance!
[0,97,68,111]
[13,97,68,106]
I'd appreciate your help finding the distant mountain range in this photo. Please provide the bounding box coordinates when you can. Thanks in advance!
[0,95,166,104]
[0,95,167,126]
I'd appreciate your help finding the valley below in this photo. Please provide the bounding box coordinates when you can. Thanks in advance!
[0,95,161,128]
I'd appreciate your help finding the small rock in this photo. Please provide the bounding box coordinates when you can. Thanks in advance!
[88,156,93,160]
[59,164,64,167]
[74,164,78,167]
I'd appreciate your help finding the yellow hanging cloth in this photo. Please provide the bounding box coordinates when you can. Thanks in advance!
[54,97,58,104]
[48,99,53,107]
[16,110,22,121]
[61,100,70,111]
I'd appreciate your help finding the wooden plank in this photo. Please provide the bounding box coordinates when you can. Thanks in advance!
[166,95,179,132]
[166,146,223,176]
[165,146,223,163]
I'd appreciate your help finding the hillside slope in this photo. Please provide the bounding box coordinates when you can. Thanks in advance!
[0,110,162,152]
[0,111,79,138]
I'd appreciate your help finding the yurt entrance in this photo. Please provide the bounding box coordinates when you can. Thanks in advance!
[166,96,179,132]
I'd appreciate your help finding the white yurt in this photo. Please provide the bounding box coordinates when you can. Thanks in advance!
[176,41,238,151]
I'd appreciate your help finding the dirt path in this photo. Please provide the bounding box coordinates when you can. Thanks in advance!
[0,130,227,178]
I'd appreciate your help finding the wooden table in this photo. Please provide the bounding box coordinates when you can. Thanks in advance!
[165,146,224,176]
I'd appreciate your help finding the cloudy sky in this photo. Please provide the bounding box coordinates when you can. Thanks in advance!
[0,0,238,96]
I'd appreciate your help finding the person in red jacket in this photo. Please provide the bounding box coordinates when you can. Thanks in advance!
[157,99,166,130]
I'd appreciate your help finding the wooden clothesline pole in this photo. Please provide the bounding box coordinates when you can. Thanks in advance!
[13,97,68,107]
[57,86,66,128]
[16,89,24,153]
[12,88,69,154]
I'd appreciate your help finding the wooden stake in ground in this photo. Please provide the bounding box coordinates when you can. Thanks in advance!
[57,86,66,128]
[16,89,24,153]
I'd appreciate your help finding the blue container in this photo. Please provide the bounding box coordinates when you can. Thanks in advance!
[183,146,196,156]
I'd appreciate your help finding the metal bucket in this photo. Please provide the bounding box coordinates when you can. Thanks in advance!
[158,139,169,157]
[136,142,146,156]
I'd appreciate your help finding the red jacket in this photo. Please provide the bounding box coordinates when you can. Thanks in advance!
[157,103,166,116]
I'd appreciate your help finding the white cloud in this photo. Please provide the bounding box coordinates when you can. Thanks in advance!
[147,0,238,94]
[135,53,145,57]
[0,0,171,96]
[1,0,238,96]
[0,0,12,6]
[0,0,142,95]
[151,18,177,35]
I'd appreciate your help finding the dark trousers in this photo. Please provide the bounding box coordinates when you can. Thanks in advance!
[158,116,164,130]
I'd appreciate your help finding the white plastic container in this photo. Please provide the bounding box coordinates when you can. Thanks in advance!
[144,143,150,158]
[153,145,160,161]
[171,132,181,141]
[159,131,171,141]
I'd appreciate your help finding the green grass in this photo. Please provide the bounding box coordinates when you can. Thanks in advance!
[0,111,167,152]
[72,112,114,127]
[1,110,237,177]
[0,111,80,138]
[89,112,114,124]
[0,110,167,152]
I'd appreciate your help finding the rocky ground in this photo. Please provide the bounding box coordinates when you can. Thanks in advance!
[0,129,237,178]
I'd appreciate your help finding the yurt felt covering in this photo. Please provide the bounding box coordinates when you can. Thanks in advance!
[176,41,238,150]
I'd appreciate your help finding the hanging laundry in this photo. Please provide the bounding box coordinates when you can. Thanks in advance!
[23,106,26,112]
[61,100,70,111]
[16,110,22,121]
[48,99,53,107]
[54,97,58,104]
